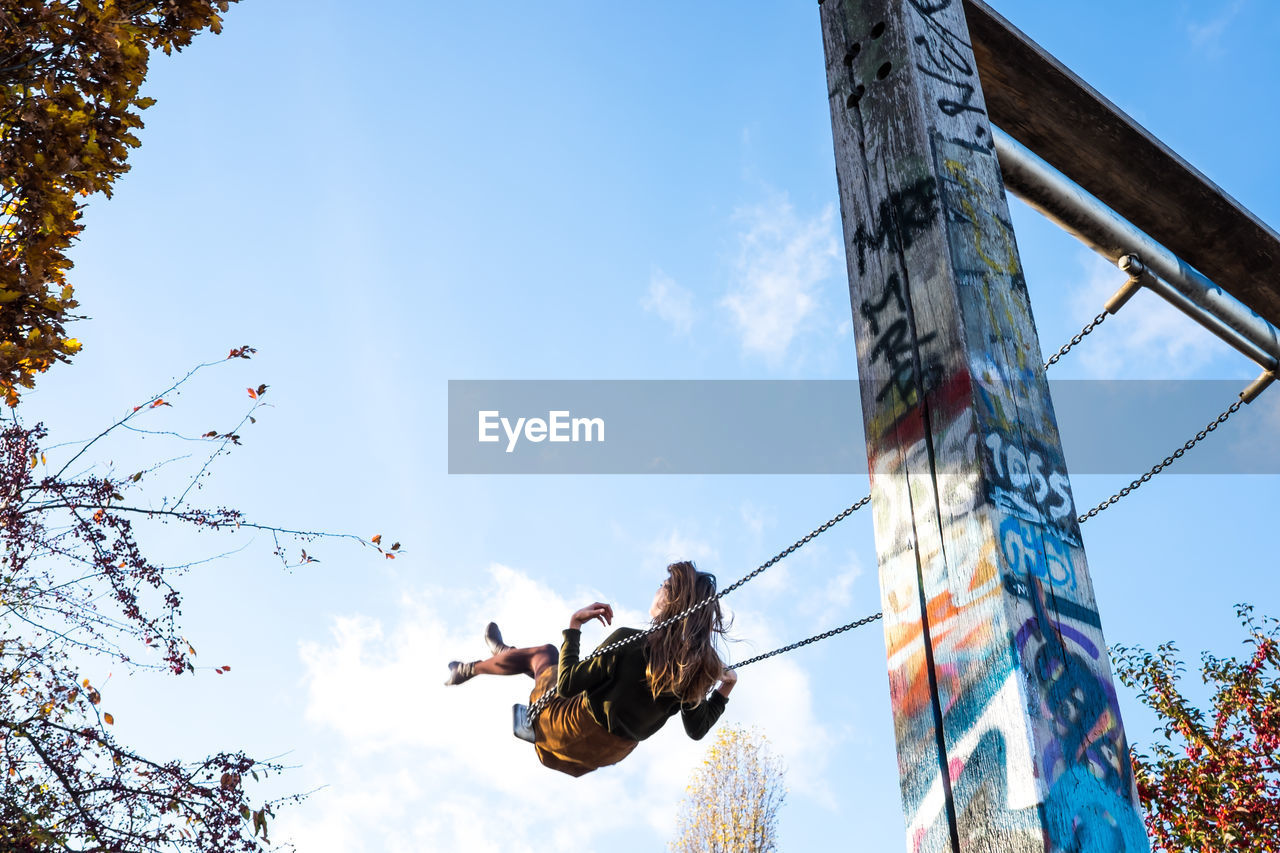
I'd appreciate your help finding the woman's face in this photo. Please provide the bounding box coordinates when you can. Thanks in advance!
[650,578,671,620]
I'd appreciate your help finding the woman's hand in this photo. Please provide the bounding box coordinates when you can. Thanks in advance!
[716,667,738,697]
[569,602,614,630]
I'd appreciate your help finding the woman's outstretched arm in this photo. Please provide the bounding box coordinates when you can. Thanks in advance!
[556,601,630,696]
[680,668,736,739]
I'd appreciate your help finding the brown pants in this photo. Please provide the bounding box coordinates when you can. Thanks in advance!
[529,667,638,777]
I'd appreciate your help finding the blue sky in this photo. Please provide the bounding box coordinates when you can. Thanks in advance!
[19,1,1280,851]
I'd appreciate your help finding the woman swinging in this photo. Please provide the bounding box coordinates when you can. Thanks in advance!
[442,560,738,777]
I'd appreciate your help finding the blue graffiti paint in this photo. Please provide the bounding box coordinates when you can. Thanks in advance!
[999,515,1076,590]
[1043,765,1150,853]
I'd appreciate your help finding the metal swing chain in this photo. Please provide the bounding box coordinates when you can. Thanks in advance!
[526,312,1255,728]
[1041,306,1256,521]
[1076,398,1245,523]
[524,494,873,725]
[716,323,1255,673]
[1041,307,1256,522]
[1043,311,1109,370]
[731,611,884,670]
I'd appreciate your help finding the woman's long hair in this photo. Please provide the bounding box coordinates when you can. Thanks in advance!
[645,561,727,707]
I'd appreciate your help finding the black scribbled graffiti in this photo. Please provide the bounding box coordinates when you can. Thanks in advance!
[907,0,987,119]
[861,271,941,403]
[851,178,939,276]
[859,268,906,334]
[1002,573,1100,628]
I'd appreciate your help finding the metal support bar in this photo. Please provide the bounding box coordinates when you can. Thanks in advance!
[1104,265,1144,315]
[993,126,1280,374]
[1116,255,1279,374]
[1242,371,1277,404]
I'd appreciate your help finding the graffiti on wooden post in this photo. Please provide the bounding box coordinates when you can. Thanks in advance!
[851,177,941,276]
[861,271,945,406]
[906,0,987,121]
[820,1,1150,850]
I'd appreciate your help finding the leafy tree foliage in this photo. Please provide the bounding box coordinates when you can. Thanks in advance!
[0,348,397,851]
[0,0,240,405]
[670,725,787,853]
[1112,605,1280,852]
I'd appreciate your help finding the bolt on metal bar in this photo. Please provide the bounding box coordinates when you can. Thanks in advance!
[992,126,1280,382]
[1116,254,1279,380]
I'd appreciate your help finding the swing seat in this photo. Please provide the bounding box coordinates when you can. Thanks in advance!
[512,704,536,743]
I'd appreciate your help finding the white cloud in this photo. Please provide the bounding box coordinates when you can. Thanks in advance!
[809,555,868,630]
[282,563,832,851]
[750,560,793,597]
[770,546,873,634]
[720,197,840,365]
[738,501,768,539]
[1064,250,1235,378]
[1188,0,1248,54]
[716,605,839,808]
[642,269,697,335]
[643,528,718,569]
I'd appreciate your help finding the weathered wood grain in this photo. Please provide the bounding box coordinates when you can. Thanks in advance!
[818,1,1152,851]
[964,0,1280,328]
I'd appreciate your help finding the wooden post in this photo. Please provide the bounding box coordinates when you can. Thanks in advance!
[817,2,1151,851]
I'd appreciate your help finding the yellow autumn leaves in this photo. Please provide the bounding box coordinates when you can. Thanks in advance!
[0,1,234,405]
[670,725,787,853]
